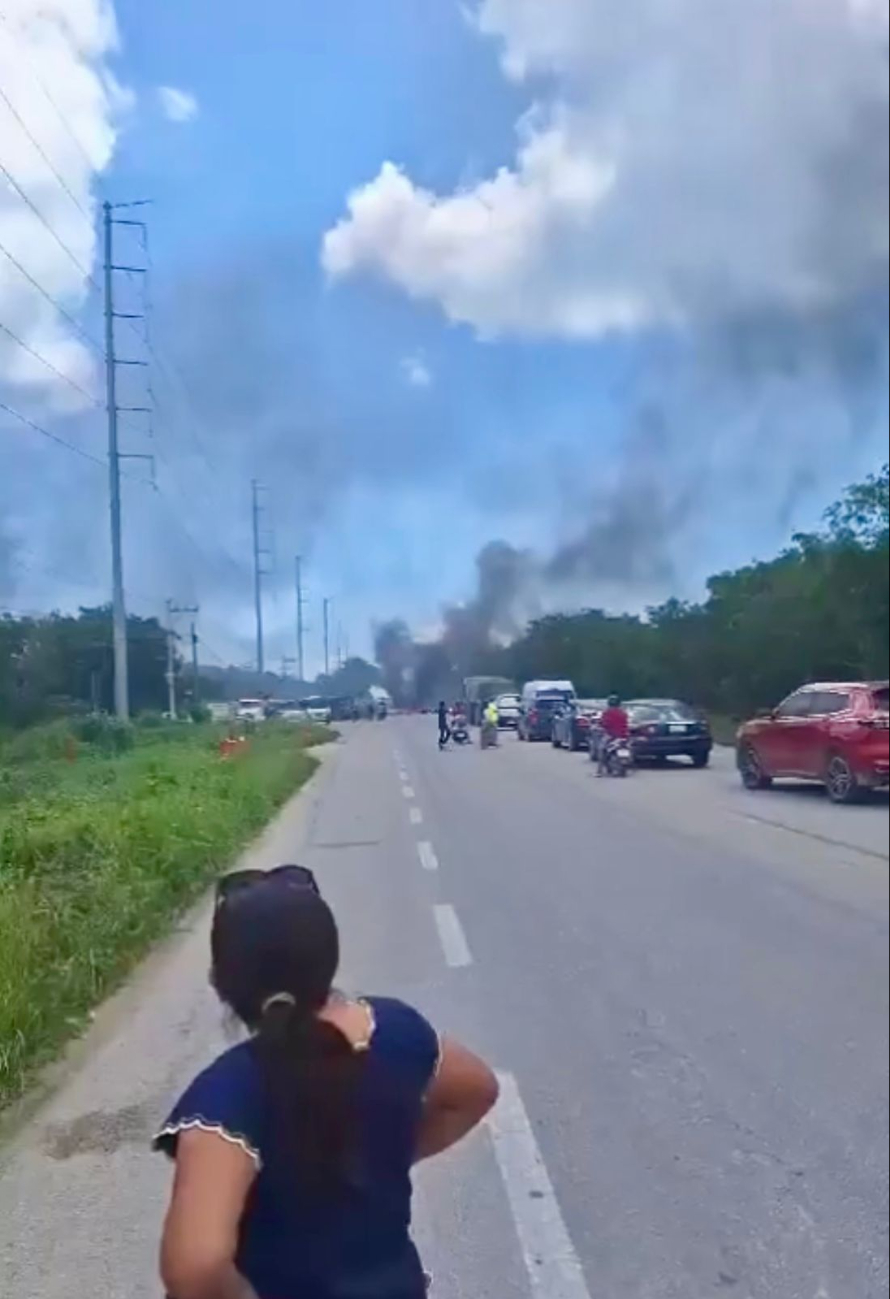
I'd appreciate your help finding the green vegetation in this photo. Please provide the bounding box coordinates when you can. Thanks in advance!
[0,605,228,730]
[0,721,328,1110]
[484,466,889,719]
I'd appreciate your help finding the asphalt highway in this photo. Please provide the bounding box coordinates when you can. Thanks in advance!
[1,718,886,1298]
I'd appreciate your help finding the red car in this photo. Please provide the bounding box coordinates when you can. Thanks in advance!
[737,681,889,804]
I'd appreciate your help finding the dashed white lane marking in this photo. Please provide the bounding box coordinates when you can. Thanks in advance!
[431,909,472,971]
[402,785,416,800]
[489,1072,592,1299]
[409,806,424,826]
[417,840,438,872]
[433,903,472,967]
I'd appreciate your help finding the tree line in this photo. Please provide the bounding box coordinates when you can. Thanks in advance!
[479,466,889,717]
[0,602,383,729]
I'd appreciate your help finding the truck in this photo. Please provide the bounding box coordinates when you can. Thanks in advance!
[462,675,516,726]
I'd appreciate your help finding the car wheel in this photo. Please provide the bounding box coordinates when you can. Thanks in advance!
[691,751,710,769]
[552,733,562,748]
[738,743,772,790]
[825,753,862,804]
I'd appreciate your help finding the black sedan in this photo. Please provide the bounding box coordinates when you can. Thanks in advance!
[551,700,603,751]
[626,700,713,767]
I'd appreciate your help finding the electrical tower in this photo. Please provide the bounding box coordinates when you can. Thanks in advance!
[323,597,331,678]
[251,481,272,675]
[165,600,199,720]
[102,199,154,720]
[295,555,306,684]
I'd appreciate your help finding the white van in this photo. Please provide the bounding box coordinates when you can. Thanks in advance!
[520,680,577,708]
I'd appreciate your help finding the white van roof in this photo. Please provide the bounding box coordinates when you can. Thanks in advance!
[523,679,576,695]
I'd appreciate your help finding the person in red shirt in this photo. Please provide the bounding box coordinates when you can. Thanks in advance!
[596,695,630,774]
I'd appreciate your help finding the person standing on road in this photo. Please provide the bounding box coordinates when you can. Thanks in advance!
[154,865,498,1299]
[437,699,450,748]
[482,699,499,748]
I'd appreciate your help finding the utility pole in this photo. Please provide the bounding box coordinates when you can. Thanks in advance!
[251,480,271,676]
[190,622,200,705]
[323,597,331,679]
[103,201,129,721]
[102,199,154,721]
[165,600,199,720]
[295,555,306,684]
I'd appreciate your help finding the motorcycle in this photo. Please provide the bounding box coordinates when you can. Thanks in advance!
[446,717,467,748]
[604,737,634,777]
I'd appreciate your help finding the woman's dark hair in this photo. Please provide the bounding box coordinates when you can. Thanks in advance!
[211,875,365,1193]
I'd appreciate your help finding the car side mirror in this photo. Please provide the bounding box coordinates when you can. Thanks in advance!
[756,707,776,719]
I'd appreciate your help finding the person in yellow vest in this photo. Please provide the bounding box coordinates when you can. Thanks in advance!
[482,699,499,746]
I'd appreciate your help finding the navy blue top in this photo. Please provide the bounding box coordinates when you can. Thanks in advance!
[154,997,438,1299]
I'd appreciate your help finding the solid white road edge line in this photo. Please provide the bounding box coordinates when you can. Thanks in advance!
[433,904,472,968]
[409,806,424,826]
[417,840,438,871]
[488,1071,592,1299]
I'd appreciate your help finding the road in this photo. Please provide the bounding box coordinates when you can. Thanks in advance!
[1,719,887,1298]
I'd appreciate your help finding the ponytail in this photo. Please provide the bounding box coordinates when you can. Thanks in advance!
[254,997,366,1193]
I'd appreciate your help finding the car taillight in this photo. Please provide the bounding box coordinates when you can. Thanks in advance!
[578,716,590,728]
[528,710,538,723]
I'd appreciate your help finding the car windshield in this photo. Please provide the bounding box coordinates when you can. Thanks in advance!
[630,702,699,723]
[497,695,520,706]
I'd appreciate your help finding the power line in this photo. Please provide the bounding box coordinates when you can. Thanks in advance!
[0,158,93,282]
[0,80,94,225]
[0,9,98,178]
[0,396,106,468]
[0,236,103,355]
[0,319,100,408]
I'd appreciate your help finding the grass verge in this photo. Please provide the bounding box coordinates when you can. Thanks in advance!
[0,723,328,1110]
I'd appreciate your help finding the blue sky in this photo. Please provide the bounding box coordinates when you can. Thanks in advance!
[1,0,886,675]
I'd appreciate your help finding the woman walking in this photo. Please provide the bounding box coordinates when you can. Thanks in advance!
[154,865,498,1299]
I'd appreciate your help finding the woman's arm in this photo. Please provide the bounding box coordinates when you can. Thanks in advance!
[415,1037,499,1162]
[160,1129,259,1299]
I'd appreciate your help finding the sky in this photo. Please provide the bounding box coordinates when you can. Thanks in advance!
[0,0,887,677]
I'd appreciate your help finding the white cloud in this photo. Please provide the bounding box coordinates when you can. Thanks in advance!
[400,353,433,388]
[157,85,199,124]
[0,0,125,410]
[323,0,888,339]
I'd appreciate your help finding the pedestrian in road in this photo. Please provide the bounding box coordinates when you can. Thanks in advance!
[437,699,450,749]
[155,865,498,1299]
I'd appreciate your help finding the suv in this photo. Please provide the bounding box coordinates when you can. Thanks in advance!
[737,681,889,803]
[518,695,569,742]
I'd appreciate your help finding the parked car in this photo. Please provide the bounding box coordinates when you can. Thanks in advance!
[518,693,572,742]
[275,703,309,723]
[235,698,266,723]
[552,700,602,751]
[737,681,889,804]
[494,693,521,728]
[518,680,577,741]
[625,699,713,767]
[301,696,333,724]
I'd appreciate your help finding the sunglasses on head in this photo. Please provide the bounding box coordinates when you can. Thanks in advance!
[215,864,320,908]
